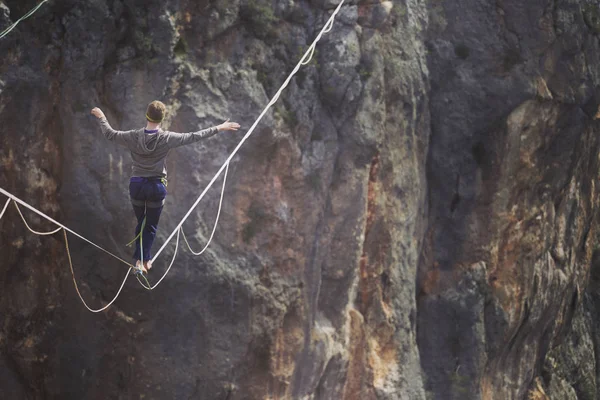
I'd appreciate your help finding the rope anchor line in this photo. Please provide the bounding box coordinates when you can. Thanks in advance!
[0,0,347,312]
[0,0,51,40]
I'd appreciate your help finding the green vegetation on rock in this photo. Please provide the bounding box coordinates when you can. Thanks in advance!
[239,0,278,39]
[173,37,188,57]
[583,4,600,34]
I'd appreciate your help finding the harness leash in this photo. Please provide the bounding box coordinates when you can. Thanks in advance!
[126,216,146,248]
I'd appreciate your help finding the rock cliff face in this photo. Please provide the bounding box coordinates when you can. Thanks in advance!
[421,0,600,398]
[1,0,600,399]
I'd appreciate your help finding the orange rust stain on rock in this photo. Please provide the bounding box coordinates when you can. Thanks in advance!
[526,377,550,400]
[421,267,440,295]
[269,306,304,400]
[352,154,399,393]
[481,376,495,400]
[342,309,376,400]
[358,155,381,313]
[366,154,380,227]
[359,255,370,307]
[493,227,524,314]
[23,336,35,348]
[368,338,397,389]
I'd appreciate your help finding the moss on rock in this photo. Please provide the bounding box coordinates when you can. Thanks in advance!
[583,4,600,34]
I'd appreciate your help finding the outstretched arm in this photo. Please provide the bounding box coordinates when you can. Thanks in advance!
[91,107,135,147]
[165,119,241,148]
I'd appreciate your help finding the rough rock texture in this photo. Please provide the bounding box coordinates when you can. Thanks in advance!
[2,0,600,399]
[1,0,428,399]
[419,0,600,398]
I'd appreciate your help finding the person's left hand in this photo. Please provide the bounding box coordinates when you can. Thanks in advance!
[91,107,106,120]
[217,119,240,132]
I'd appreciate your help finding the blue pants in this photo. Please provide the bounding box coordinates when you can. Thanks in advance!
[129,177,167,262]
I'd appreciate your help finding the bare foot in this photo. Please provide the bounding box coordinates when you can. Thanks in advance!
[136,260,148,273]
[144,260,153,271]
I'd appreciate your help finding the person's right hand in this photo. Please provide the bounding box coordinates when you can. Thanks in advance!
[91,107,106,120]
[217,119,240,132]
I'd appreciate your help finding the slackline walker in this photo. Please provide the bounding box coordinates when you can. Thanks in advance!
[0,0,346,311]
[91,102,240,276]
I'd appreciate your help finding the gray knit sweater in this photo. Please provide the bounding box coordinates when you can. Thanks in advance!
[99,118,218,178]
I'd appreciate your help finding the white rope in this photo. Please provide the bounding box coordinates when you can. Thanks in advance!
[0,0,51,40]
[0,187,134,268]
[63,229,132,313]
[151,0,346,262]
[14,202,62,235]
[182,162,229,256]
[0,198,10,220]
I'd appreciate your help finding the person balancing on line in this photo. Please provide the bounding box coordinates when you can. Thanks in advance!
[91,101,240,274]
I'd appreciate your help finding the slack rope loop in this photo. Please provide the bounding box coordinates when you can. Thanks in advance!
[300,44,316,66]
[14,202,62,235]
[0,187,134,268]
[151,0,346,262]
[64,229,132,313]
[0,0,51,40]
[0,198,10,220]
[182,162,229,256]
[323,16,335,33]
